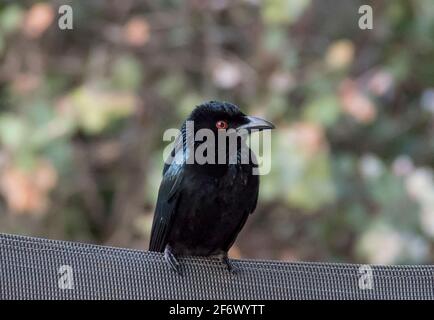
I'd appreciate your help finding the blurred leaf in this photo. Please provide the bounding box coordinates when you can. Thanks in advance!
[178,93,203,119]
[0,159,57,215]
[25,102,53,126]
[411,0,434,45]
[168,26,191,47]
[42,141,73,174]
[263,26,287,52]
[0,4,24,34]
[0,34,4,55]
[262,0,311,25]
[111,55,143,91]
[70,86,136,134]
[31,116,75,149]
[157,73,186,102]
[266,94,290,119]
[386,51,411,81]
[303,95,341,127]
[123,16,150,47]
[339,79,377,123]
[23,3,54,38]
[325,39,355,70]
[0,114,28,150]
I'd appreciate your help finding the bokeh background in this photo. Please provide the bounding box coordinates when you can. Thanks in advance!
[0,0,433,264]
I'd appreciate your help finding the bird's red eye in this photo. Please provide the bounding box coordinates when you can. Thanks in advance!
[216,120,228,129]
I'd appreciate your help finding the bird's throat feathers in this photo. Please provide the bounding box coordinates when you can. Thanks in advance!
[171,122,252,176]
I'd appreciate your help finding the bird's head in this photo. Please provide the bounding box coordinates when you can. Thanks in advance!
[176,101,274,175]
[187,101,274,135]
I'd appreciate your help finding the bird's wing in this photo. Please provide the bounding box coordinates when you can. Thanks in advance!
[149,165,184,252]
[248,171,259,214]
[247,153,260,215]
[223,172,259,252]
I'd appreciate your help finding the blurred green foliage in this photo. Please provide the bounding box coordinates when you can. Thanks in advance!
[0,0,434,264]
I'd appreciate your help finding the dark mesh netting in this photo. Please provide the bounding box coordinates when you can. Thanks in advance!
[1,233,433,300]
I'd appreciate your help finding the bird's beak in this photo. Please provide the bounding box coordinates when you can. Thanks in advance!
[237,116,275,132]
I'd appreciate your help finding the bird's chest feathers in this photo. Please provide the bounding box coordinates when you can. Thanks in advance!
[202,166,246,198]
[186,165,250,216]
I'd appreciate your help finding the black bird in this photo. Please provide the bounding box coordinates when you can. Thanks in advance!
[149,101,274,274]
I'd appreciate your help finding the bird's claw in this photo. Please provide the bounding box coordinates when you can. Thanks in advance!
[221,254,237,275]
[164,246,182,276]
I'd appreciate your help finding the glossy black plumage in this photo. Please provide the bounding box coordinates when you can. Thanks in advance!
[149,101,273,273]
